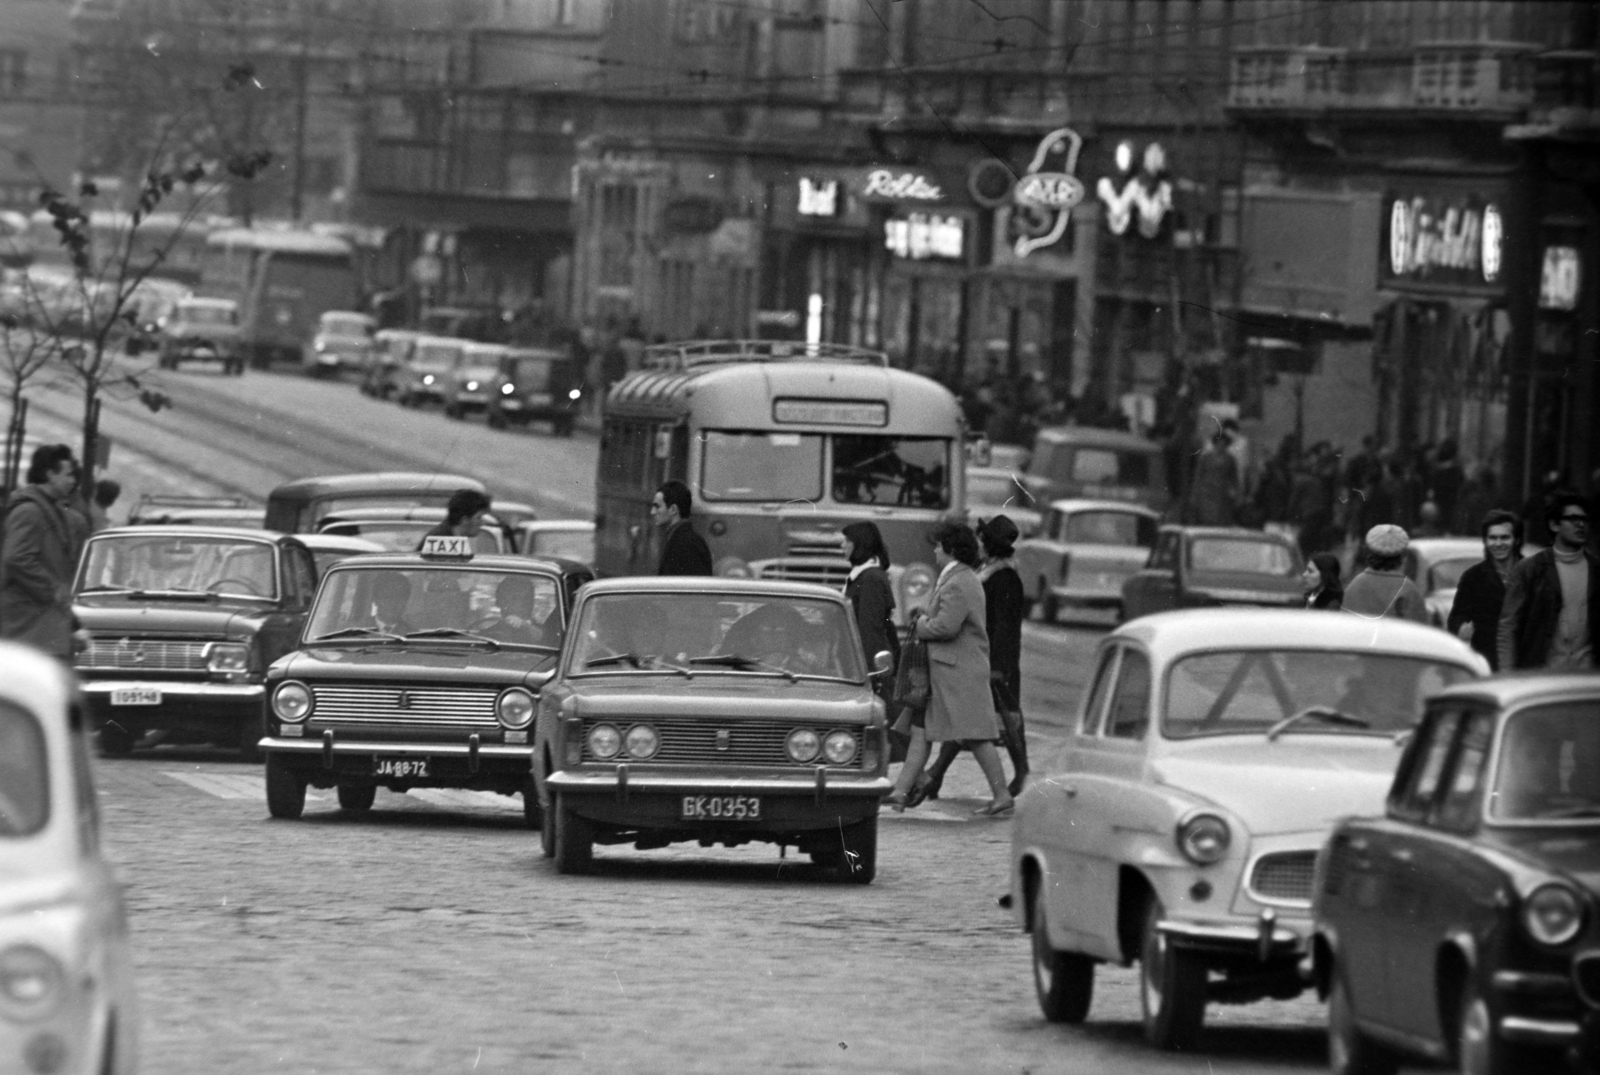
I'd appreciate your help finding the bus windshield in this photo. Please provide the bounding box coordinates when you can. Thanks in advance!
[833,434,950,508]
[701,431,823,502]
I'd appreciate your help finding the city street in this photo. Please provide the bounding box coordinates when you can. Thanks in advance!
[23,365,1348,1073]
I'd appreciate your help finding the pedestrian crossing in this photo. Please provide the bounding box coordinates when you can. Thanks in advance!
[158,769,523,812]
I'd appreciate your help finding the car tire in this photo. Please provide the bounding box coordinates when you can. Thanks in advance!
[265,755,307,820]
[552,793,593,874]
[1030,883,1094,1023]
[336,784,376,813]
[98,724,138,757]
[487,411,507,431]
[1457,975,1539,1075]
[539,788,556,859]
[1139,898,1206,1050]
[234,721,263,763]
[521,777,544,831]
[1328,967,1398,1075]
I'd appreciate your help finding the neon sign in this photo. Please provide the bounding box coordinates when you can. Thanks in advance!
[797,177,838,217]
[859,169,944,203]
[884,212,965,260]
[1097,142,1173,239]
[964,127,1086,258]
[1384,194,1502,287]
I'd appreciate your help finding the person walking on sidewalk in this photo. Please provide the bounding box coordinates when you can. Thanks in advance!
[914,515,1029,802]
[884,522,1015,817]
[1341,524,1428,623]
[0,444,89,660]
[1448,509,1520,671]
[653,480,712,576]
[1498,494,1599,671]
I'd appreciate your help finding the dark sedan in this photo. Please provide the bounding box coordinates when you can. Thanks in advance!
[1120,526,1303,621]
[1313,676,1600,1075]
[73,526,319,757]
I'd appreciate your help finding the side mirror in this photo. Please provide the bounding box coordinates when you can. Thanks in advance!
[871,650,893,678]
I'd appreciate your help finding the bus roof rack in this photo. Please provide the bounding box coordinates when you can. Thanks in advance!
[643,339,889,370]
[133,494,249,511]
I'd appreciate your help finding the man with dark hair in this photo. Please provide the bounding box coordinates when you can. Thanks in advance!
[1448,509,1521,670]
[418,488,493,548]
[89,478,121,533]
[652,479,711,575]
[1,444,88,658]
[1499,493,1600,671]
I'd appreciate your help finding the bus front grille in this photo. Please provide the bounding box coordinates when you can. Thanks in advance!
[753,558,850,587]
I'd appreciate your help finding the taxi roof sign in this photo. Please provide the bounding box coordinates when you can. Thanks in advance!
[420,534,474,560]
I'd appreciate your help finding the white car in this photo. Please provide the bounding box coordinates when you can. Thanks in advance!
[966,465,1042,537]
[1014,499,1160,621]
[1,642,138,1074]
[1403,536,1483,628]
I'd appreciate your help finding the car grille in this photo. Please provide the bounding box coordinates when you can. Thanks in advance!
[310,685,500,729]
[79,638,209,672]
[754,559,850,587]
[1248,851,1318,904]
[582,717,864,769]
[1575,954,1600,1009]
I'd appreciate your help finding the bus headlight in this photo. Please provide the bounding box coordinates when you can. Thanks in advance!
[900,562,936,613]
[716,556,753,578]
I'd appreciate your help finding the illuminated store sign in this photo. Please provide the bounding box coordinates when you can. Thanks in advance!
[966,127,1085,258]
[1540,246,1581,311]
[884,212,965,261]
[1097,142,1173,239]
[1383,194,1502,288]
[797,177,838,217]
[858,169,944,203]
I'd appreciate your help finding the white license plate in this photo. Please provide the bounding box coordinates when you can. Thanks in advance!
[681,795,761,820]
[110,688,161,706]
[374,757,430,779]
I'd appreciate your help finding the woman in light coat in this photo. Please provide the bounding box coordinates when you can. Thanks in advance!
[885,522,1015,816]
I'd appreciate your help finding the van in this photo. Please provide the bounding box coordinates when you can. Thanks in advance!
[1024,426,1168,512]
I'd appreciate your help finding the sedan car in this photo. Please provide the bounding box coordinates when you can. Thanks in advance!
[1121,526,1302,621]
[1008,609,1485,1050]
[73,526,320,757]
[1314,675,1600,1075]
[394,335,465,408]
[1,643,138,1075]
[259,541,593,826]
[126,494,263,529]
[515,520,594,565]
[302,310,374,378]
[486,346,582,436]
[293,533,387,577]
[1016,499,1160,622]
[157,296,242,374]
[442,341,506,420]
[965,464,1043,538]
[532,578,893,881]
[1404,536,1483,628]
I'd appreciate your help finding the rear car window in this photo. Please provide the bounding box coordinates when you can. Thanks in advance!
[1188,537,1296,575]
[0,700,50,837]
[1059,448,1152,486]
[1063,511,1149,545]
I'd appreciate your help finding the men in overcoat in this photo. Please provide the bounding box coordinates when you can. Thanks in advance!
[653,479,712,576]
[0,445,89,659]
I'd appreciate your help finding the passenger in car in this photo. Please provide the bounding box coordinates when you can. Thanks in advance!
[483,575,553,645]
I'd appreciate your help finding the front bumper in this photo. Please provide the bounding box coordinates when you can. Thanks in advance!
[1158,910,1308,961]
[79,679,263,727]
[260,735,534,786]
[1491,969,1585,1049]
[546,770,890,831]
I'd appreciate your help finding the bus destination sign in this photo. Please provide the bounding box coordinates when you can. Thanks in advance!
[772,399,888,427]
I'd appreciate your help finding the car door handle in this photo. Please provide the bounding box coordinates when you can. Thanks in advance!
[1388,848,1414,864]
[1346,836,1368,852]
[1060,785,1077,799]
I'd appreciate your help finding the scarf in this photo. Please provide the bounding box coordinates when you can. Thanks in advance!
[847,556,883,582]
[977,557,1017,583]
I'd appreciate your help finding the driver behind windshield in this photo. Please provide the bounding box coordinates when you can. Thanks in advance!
[367,574,417,635]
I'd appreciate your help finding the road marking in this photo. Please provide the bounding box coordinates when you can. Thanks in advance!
[158,770,518,811]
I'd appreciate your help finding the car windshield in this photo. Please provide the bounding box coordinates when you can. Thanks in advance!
[1188,537,1296,575]
[1490,703,1600,822]
[307,567,560,647]
[1041,445,1152,486]
[79,535,278,599]
[180,304,235,325]
[570,593,862,680]
[1063,511,1149,545]
[524,528,594,562]
[0,700,49,837]
[1164,649,1474,738]
[700,431,823,502]
[833,434,951,508]
[506,355,554,390]
[317,521,501,555]
[411,344,461,371]
[967,471,1031,507]
[320,314,371,336]
[1428,557,1478,592]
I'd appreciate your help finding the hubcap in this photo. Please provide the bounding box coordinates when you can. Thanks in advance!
[1328,983,1353,1073]
[1143,929,1166,1015]
[1033,918,1053,994]
[1459,997,1491,1075]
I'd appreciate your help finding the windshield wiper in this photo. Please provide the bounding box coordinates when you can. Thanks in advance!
[312,627,405,643]
[79,586,137,595]
[689,654,797,682]
[128,588,219,600]
[583,652,690,676]
[403,628,500,649]
[1266,706,1370,741]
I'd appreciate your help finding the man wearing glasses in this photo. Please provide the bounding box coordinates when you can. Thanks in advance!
[1499,493,1600,671]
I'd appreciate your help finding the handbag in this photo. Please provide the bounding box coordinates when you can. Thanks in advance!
[892,637,930,711]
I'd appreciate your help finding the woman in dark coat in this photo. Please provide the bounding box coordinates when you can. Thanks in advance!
[1301,552,1344,610]
[840,521,898,687]
[1448,509,1521,671]
[914,515,1029,801]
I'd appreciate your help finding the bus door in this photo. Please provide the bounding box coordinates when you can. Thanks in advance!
[596,418,686,576]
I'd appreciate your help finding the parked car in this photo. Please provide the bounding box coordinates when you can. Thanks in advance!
[532,577,893,880]
[314,507,509,555]
[302,310,374,378]
[486,345,583,436]
[72,526,320,757]
[0,642,139,1075]
[1403,536,1484,628]
[126,494,263,529]
[293,533,387,576]
[259,541,593,826]
[1024,426,1169,512]
[1121,526,1302,621]
[1016,500,1160,622]
[1314,674,1600,1075]
[418,305,507,343]
[1008,609,1486,1050]
[516,520,595,565]
[361,328,421,399]
[966,464,1042,537]
[491,500,538,531]
[264,472,487,534]
[157,296,242,374]
[442,342,506,419]
[395,335,466,408]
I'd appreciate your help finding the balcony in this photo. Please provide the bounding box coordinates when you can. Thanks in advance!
[837,67,1071,132]
[1228,41,1540,116]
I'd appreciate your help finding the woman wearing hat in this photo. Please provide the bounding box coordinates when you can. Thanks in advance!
[1341,523,1429,623]
[913,514,1029,802]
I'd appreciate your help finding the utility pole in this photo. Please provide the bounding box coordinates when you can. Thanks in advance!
[290,8,311,221]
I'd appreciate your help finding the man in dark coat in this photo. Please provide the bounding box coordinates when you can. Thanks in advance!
[417,488,492,548]
[1498,493,1600,671]
[653,480,712,576]
[1448,509,1520,670]
[0,444,89,659]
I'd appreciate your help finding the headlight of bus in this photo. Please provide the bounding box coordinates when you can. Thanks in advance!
[900,562,936,613]
[716,556,752,578]
[272,681,313,723]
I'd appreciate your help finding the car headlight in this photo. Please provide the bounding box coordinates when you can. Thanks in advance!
[495,688,535,730]
[206,642,250,673]
[501,382,515,395]
[716,556,752,578]
[587,723,621,759]
[314,340,327,352]
[822,730,858,765]
[422,374,435,385]
[1176,814,1231,865]
[0,945,65,1022]
[568,388,582,400]
[466,380,479,391]
[1523,883,1585,946]
[786,728,821,763]
[624,724,659,759]
[272,680,313,723]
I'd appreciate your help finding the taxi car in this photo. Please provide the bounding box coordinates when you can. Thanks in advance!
[1,643,138,1075]
[1403,536,1483,628]
[486,345,582,436]
[516,520,594,565]
[1008,610,1485,1050]
[259,537,593,825]
[264,472,486,534]
[1314,675,1600,1075]
[302,310,374,378]
[313,507,510,555]
[1121,526,1302,621]
[442,341,506,420]
[73,526,320,757]
[1015,499,1160,622]
[532,577,892,881]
